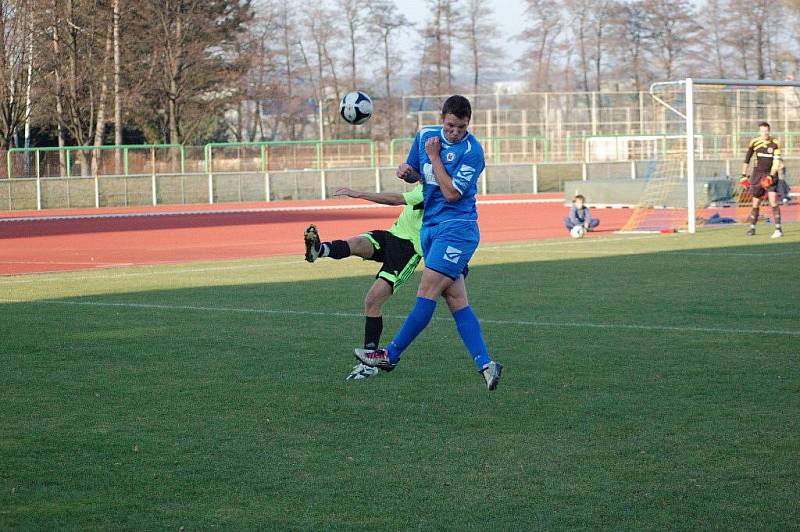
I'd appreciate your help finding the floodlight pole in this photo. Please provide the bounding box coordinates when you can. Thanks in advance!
[686,78,696,234]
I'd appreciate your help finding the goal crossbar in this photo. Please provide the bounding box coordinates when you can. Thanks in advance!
[649,78,800,233]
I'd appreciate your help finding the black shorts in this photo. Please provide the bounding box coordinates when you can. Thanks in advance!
[749,174,778,198]
[361,230,421,291]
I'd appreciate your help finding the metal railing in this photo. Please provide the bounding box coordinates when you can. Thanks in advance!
[4,132,799,182]
[3,158,797,212]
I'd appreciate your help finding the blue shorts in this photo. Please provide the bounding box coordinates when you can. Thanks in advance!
[421,221,479,280]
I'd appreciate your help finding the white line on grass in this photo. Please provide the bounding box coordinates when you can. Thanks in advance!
[0,259,306,284]
[0,237,655,284]
[2,298,799,338]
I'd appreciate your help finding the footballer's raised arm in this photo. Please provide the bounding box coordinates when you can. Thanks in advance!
[333,187,406,206]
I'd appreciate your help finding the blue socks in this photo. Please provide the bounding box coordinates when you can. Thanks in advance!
[453,306,492,369]
[386,299,492,369]
[387,297,437,363]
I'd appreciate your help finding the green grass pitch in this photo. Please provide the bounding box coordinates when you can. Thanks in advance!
[2,225,799,529]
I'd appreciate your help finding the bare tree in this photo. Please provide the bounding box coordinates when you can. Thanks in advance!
[613,1,649,90]
[699,0,730,78]
[368,0,409,99]
[336,0,364,89]
[302,3,344,139]
[441,0,462,91]
[112,0,121,171]
[0,0,38,151]
[417,0,461,95]
[642,0,700,80]
[367,0,409,138]
[590,0,617,91]
[272,0,305,139]
[92,12,114,173]
[43,0,114,175]
[142,0,252,144]
[565,0,592,92]
[751,0,770,78]
[462,0,502,95]
[519,0,562,91]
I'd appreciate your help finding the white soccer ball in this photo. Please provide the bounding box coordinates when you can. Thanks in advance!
[570,225,585,239]
[339,91,373,125]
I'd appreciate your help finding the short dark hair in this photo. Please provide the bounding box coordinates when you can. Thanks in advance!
[759,121,771,129]
[441,95,472,120]
[574,194,585,201]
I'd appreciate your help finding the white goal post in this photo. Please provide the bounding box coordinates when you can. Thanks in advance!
[650,78,800,233]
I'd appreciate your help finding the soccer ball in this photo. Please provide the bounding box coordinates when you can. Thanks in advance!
[339,91,373,125]
[570,225,585,239]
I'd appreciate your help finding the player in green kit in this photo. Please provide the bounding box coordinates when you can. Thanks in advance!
[304,184,424,380]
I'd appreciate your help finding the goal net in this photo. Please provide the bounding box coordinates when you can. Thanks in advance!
[620,78,800,233]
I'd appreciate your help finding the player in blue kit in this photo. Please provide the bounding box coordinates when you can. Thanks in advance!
[354,95,503,391]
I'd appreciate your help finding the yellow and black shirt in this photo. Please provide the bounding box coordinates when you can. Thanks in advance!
[744,136,781,177]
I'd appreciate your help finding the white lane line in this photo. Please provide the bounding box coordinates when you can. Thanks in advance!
[2,298,799,338]
[0,260,130,266]
[0,197,561,223]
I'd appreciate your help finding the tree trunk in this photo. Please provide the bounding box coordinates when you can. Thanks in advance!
[65,0,90,175]
[755,22,765,78]
[470,17,479,94]
[113,0,122,172]
[23,7,34,152]
[51,2,67,176]
[349,21,357,88]
[383,32,393,138]
[577,16,589,92]
[594,25,603,92]
[282,12,294,139]
[92,24,113,176]
[168,12,182,144]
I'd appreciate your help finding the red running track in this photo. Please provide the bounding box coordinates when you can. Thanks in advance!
[0,194,635,275]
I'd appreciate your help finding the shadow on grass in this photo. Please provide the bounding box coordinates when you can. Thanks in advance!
[1,240,799,530]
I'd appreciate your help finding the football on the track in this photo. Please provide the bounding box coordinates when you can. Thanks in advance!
[570,225,585,239]
[340,91,373,125]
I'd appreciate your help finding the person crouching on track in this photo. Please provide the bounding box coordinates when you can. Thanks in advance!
[564,194,600,233]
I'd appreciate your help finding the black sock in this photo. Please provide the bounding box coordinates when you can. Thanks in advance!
[364,316,383,349]
[772,206,781,228]
[326,240,351,259]
[748,208,759,226]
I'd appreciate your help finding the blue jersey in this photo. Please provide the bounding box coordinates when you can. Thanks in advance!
[405,126,485,226]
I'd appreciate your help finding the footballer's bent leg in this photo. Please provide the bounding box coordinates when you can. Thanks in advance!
[363,278,392,349]
[361,268,452,367]
[345,236,375,259]
[314,235,373,260]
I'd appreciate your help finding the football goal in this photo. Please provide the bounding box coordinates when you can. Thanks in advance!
[620,78,800,233]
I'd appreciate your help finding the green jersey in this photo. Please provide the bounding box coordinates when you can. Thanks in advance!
[388,184,424,255]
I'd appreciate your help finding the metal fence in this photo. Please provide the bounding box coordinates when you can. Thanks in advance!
[403,88,800,140]
[3,159,797,211]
